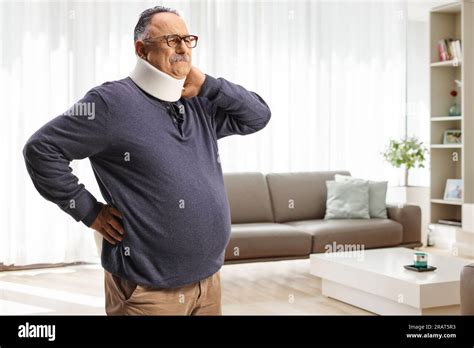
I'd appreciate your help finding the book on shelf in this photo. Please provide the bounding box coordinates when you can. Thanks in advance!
[437,39,462,62]
[438,219,462,227]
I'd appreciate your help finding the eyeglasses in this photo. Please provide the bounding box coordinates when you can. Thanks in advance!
[143,34,198,48]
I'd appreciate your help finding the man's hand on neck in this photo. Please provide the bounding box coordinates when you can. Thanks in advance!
[182,66,206,98]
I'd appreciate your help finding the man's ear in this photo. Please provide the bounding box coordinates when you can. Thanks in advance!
[135,41,147,60]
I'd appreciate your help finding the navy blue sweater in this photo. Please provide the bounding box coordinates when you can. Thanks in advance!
[23,75,271,288]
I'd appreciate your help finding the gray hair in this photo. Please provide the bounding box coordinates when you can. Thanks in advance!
[134,6,180,41]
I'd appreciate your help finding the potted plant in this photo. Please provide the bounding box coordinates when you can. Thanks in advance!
[382,137,428,187]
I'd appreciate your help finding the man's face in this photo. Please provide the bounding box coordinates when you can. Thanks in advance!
[137,12,192,79]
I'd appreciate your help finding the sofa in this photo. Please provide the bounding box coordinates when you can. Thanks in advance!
[223,171,422,263]
[461,264,474,315]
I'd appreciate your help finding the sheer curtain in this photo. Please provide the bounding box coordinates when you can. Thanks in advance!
[0,0,407,266]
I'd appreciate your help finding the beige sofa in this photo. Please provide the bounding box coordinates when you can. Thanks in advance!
[461,264,474,314]
[223,171,422,263]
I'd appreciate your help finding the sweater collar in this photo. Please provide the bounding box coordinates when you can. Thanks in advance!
[129,57,185,102]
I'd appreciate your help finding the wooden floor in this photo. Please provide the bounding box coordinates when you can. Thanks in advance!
[3,247,469,315]
[221,259,370,315]
[0,259,371,315]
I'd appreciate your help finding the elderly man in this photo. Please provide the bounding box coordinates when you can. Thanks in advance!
[23,6,271,315]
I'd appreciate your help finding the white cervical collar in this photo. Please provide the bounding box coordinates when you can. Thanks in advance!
[129,57,185,102]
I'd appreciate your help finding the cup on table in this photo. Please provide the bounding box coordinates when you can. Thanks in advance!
[414,252,428,268]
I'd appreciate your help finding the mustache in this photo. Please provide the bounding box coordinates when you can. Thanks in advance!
[170,54,190,63]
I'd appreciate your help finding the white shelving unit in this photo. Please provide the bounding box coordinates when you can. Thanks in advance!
[429,1,474,256]
[430,59,462,67]
[431,116,462,121]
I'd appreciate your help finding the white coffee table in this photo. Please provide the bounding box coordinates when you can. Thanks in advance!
[310,247,471,315]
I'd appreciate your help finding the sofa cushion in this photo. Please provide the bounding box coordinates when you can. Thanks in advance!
[225,223,312,260]
[286,219,403,253]
[266,171,351,223]
[324,180,370,219]
[335,174,388,218]
[224,172,274,223]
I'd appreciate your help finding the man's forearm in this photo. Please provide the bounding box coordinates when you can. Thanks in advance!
[198,74,271,139]
[23,136,103,226]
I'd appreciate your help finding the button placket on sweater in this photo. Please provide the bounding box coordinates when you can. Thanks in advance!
[164,102,185,137]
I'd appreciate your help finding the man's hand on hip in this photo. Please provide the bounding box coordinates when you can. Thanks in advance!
[90,204,124,245]
[182,66,206,98]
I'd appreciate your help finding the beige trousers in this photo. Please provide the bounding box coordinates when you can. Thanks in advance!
[104,269,222,315]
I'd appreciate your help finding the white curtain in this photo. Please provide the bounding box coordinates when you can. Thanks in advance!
[0,0,407,266]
